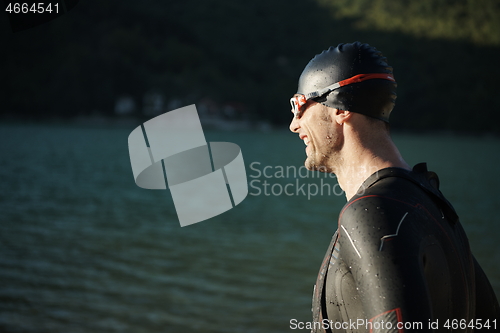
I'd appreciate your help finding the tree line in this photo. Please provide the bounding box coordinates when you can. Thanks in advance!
[1,0,499,133]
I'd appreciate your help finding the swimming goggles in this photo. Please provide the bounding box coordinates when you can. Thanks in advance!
[290,73,395,119]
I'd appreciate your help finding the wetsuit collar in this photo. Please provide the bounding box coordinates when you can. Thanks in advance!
[353,163,459,225]
[357,166,414,194]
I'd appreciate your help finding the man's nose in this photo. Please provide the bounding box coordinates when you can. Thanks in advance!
[289,116,299,133]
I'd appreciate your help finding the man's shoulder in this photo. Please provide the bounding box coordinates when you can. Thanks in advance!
[338,169,443,233]
[341,175,425,217]
[347,165,446,212]
[339,186,416,230]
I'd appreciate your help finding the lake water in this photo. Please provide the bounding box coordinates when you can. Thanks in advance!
[0,123,499,333]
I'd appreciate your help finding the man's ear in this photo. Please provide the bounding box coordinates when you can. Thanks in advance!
[334,109,351,125]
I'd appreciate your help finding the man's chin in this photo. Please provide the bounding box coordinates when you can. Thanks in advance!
[305,157,331,173]
[304,158,320,172]
[304,157,314,170]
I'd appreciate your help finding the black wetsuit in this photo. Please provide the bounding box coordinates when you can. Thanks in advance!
[312,164,500,333]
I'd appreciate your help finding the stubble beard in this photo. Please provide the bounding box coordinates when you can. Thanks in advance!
[305,152,336,174]
[303,106,344,174]
[304,132,343,174]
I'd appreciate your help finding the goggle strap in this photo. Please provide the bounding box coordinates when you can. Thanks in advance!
[339,73,395,86]
[304,73,395,100]
[306,83,341,99]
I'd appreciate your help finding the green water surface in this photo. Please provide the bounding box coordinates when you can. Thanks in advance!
[0,124,498,333]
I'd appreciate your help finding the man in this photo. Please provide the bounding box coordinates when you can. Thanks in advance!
[289,42,499,332]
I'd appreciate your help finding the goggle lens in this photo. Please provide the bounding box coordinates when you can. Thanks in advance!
[290,95,307,119]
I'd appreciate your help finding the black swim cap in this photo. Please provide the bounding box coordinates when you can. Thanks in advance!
[296,42,397,123]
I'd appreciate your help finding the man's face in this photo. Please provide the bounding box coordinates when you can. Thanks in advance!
[289,99,343,172]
